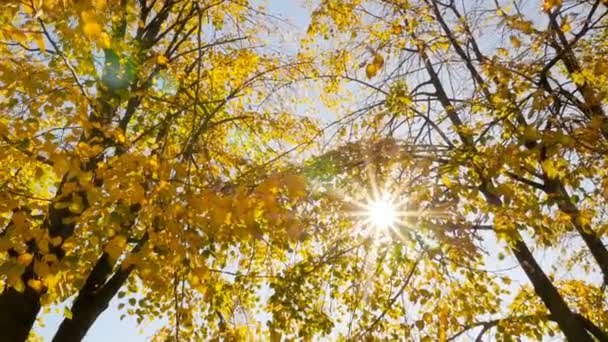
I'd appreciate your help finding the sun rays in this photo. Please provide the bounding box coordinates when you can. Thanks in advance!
[366,193,397,229]
[347,182,412,234]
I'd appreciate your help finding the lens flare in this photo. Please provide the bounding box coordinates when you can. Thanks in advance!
[367,194,397,229]
[348,188,407,233]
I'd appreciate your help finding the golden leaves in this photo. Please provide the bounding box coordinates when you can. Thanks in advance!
[0,1,333,338]
[522,126,539,142]
[510,35,521,49]
[82,13,102,38]
[542,0,562,12]
[156,55,169,66]
[105,235,127,261]
[68,194,84,214]
[52,154,71,175]
[8,272,26,293]
[283,174,307,199]
[81,10,110,48]
[34,33,45,53]
[34,259,51,279]
[92,0,107,11]
[27,279,43,292]
[365,53,384,79]
[541,159,560,179]
[11,211,27,230]
[17,253,33,266]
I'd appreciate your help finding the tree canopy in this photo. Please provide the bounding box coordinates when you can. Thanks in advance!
[0,0,607,341]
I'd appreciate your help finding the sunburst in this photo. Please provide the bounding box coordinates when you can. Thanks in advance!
[367,193,397,229]
[348,187,411,232]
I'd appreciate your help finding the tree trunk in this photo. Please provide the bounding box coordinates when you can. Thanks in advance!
[52,264,133,342]
[548,179,608,284]
[511,237,594,341]
[53,234,146,342]
[0,286,40,342]
[0,179,80,342]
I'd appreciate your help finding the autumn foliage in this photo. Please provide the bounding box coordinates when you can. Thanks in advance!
[0,0,607,341]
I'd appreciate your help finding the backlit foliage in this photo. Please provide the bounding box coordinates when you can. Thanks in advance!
[1,0,608,341]
[287,0,608,340]
[0,0,318,340]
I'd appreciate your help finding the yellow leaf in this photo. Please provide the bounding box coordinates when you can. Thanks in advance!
[189,275,200,286]
[82,11,102,39]
[50,236,62,247]
[12,278,25,293]
[7,28,27,45]
[442,174,453,188]
[17,253,33,266]
[53,154,70,174]
[439,305,447,342]
[7,266,25,292]
[12,211,27,230]
[99,32,111,49]
[35,33,46,53]
[44,272,62,290]
[34,260,51,278]
[509,35,521,48]
[283,174,306,198]
[84,22,102,38]
[373,53,384,68]
[193,266,208,280]
[392,24,402,35]
[64,307,73,320]
[422,312,432,323]
[572,72,585,85]
[366,63,378,79]
[561,20,571,33]
[157,55,169,65]
[68,195,84,214]
[121,254,138,269]
[28,279,43,292]
[93,0,107,10]
[523,126,539,141]
[542,159,558,179]
[105,235,127,261]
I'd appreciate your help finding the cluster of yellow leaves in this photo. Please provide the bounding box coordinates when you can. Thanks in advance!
[365,53,384,79]
[0,0,325,339]
[300,0,608,340]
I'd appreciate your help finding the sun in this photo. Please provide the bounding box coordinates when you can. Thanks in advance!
[367,194,398,229]
[345,181,409,233]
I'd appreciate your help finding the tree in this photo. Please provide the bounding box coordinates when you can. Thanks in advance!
[2,0,608,341]
[274,0,607,339]
[0,1,317,340]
